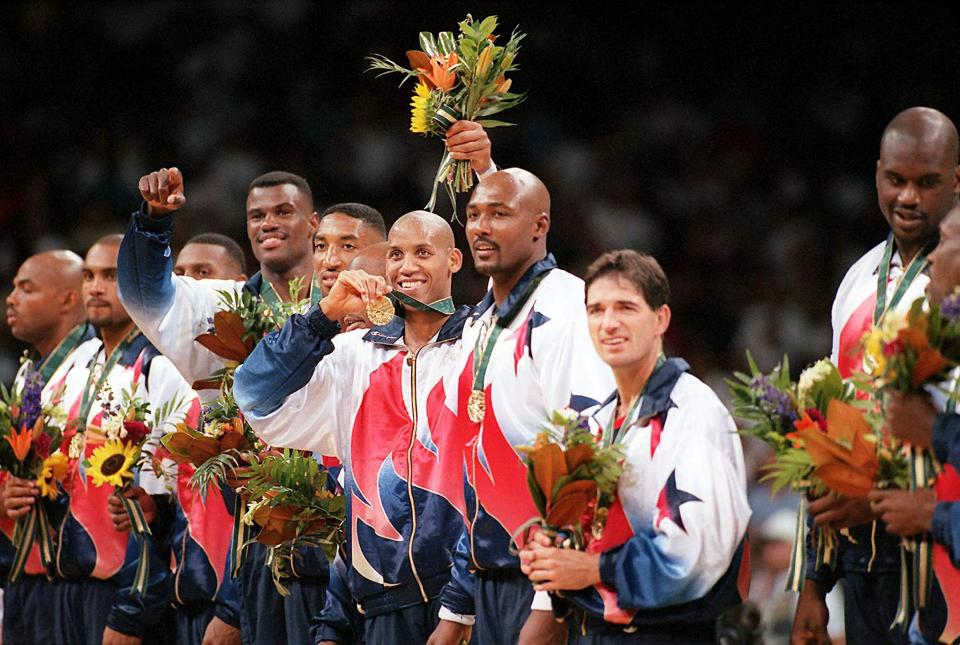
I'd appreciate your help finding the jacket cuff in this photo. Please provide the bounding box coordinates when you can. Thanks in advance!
[598,549,620,588]
[213,601,241,629]
[932,502,953,546]
[313,623,348,644]
[133,202,176,236]
[932,413,960,465]
[105,607,144,638]
[305,306,341,339]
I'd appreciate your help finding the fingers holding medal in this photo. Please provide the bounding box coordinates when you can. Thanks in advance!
[322,270,393,324]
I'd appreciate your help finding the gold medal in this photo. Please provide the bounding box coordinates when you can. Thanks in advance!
[365,296,395,326]
[467,390,486,423]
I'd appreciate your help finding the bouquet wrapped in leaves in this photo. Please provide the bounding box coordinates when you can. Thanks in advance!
[0,369,69,581]
[860,292,960,626]
[368,14,526,214]
[236,449,345,594]
[167,278,312,492]
[83,383,189,594]
[513,409,623,551]
[728,353,907,590]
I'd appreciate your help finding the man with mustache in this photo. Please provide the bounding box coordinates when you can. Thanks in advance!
[1,249,92,644]
[4,235,197,645]
[174,233,248,282]
[234,211,476,643]
[869,204,960,645]
[314,203,390,295]
[430,169,615,645]
[118,168,385,645]
[793,107,960,645]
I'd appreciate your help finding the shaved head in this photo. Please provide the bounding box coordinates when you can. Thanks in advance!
[876,107,960,262]
[347,241,390,278]
[881,107,960,166]
[390,210,456,249]
[6,250,86,354]
[488,168,551,217]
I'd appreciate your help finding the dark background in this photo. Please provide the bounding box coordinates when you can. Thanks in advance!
[2,2,959,633]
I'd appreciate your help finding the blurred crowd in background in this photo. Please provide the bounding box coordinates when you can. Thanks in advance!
[3,3,959,641]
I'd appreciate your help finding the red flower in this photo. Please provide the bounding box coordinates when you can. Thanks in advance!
[803,408,828,432]
[33,432,51,460]
[883,339,905,357]
[122,420,151,447]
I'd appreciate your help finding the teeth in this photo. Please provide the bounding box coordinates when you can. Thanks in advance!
[602,338,626,345]
[400,280,425,289]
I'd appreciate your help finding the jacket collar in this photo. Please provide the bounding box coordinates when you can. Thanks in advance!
[597,357,690,420]
[472,253,557,321]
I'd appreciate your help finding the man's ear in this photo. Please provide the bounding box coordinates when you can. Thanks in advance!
[655,305,672,336]
[449,247,463,274]
[532,211,550,241]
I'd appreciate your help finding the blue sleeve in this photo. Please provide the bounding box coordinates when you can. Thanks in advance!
[105,530,174,636]
[932,502,960,568]
[233,306,340,418]
[802,511,840,592]
[117,204,177,315]
[312,555,363,644]
[213,557,243,628]
[932,413,960,470]
[439,530,476,616]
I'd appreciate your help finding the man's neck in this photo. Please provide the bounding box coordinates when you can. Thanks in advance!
[893,236,933,267]
[613,348,662,417]
[32,319,82,358]
[492,252,547,307]
[261,257,314,302]
[403,309,449,355]
[100,321,136,357]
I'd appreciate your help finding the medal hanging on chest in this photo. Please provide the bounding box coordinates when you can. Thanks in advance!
[467,389,486,424]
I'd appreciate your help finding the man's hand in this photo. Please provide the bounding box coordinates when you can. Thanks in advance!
[107,487,157,532]
[868,488,937,536]
[319,270,391,322]
[1,476,38,520]
[791,580,831,645]
[426,619,467,645]
[446,121,493,176]
[201,616,242,645]
[808,493,877,530]
[139,167,186,217]
[886,391,937,449]
[519,531,601,592]
[517,609,565,645]
[102,627,142,645]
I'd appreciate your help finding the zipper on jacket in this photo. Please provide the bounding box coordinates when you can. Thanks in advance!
[405,351,429,603]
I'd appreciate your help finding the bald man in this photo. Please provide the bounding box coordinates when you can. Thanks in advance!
[235,211,477,643]
[430,169,615,644]
[793,108,960,645]
[1,250,93,644]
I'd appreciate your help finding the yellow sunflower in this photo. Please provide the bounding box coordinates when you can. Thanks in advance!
[35,452,69,500]
[86,440,139,488]
[409,81,433,134]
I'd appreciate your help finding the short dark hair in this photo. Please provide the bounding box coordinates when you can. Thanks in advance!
[183,232,246,274]
[584,249,670,309]
[248,171,314,209]
[320,203,387,239]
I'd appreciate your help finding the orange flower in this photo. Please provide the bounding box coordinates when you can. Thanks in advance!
[796,400,878,497]
[5,425,32,462]
[405,50,458,93]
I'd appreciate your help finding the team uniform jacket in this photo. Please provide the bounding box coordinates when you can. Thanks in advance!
[436,255,616,615]
[564,358,751,628]
[50,333,196,636]
[234,305,474,621]
[806,240,930,587]
[929,410,960,643]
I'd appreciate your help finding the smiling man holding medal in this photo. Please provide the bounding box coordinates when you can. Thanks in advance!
[234,210,477,643]
[793,107,960,645]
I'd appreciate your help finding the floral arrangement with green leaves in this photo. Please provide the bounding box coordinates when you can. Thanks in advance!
[513,409,623,552]
[235,449,345,594]
[368,14,526,214]
[0,369,69,581]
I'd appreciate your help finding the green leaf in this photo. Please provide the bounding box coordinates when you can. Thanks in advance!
[419,32,438,57]
[476,119,515,128]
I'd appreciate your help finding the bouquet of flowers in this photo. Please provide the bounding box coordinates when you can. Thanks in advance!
[368,14,526,214]
[860,292,960,625]
[0,369,69,581]
[235,449,345,594]
[173,278,312,493]
[513,409,623,551]
[83,383,188,594]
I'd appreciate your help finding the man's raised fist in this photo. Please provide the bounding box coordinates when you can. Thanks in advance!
[139,167,186,217]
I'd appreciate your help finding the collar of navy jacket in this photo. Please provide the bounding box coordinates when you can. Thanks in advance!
[471,253,558,322]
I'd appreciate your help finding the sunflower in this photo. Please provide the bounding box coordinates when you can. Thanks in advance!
[35,452,69,500]
[409,81,435,135]
[87,440,139,488]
